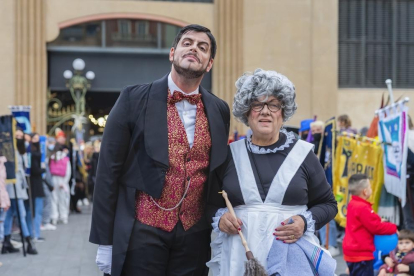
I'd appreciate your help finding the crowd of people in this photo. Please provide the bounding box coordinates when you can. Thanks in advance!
[0,127,100,264]
[300,114,414,275]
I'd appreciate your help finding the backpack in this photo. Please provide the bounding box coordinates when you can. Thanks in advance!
[49,156,69,176]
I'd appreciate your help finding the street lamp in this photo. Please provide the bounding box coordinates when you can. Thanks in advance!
[61,58,95,143]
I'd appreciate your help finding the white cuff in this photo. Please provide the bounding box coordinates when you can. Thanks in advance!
[212,207,228,234]
[300,210,316,233]
[96,245,112,275]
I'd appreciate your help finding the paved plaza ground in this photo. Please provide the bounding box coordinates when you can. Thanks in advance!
[0,205,348,276]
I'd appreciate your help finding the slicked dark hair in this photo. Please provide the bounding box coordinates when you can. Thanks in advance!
[172,24,217,60]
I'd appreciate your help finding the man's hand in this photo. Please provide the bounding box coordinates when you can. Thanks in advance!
[273,215,305,244]
[219,212,242,235]
[396,263,409,273]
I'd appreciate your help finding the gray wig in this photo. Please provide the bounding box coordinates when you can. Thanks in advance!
[233,68,297,126]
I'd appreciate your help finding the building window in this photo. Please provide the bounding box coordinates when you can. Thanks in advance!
[49,21,102,47]
[339,0,414,88]
[48,19,181,51]
[106,20,158,48]
[118,20,132,36]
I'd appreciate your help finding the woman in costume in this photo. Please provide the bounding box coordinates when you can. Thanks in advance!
[207,69,338,275]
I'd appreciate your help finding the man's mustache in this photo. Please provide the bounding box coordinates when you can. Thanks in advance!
[183,53,200,63]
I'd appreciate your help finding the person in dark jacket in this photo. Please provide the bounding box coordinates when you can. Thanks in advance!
[90,24,230,276]
[30,133,46,241]
[87,146,99,201]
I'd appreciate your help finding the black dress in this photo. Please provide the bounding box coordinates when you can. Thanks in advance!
[212,132,338,230]
[30,151,45,198]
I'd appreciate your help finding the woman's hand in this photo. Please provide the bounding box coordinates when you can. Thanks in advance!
[219,212,242,235]
[396,263,409,273]
[273,215,305,243]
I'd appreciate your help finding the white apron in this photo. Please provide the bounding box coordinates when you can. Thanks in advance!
[207,139,322,276]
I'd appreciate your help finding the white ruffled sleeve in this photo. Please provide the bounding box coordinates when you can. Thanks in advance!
[212,207,228,234]
[299,209,316,233]
[207,207,229,275]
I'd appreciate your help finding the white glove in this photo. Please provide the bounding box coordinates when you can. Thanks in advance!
[96,245,112,274]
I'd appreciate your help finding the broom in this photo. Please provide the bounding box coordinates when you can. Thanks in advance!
[219,190,268,276]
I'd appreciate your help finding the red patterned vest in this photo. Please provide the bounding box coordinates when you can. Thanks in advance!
[135,91,211,232]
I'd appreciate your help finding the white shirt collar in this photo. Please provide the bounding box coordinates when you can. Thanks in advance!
[168,73,199,96]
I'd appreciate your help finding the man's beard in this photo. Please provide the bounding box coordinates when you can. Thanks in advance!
[173,56,208,79]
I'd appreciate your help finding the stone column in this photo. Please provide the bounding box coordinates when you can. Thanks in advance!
[213,0,247,137]
[15,0,47,134]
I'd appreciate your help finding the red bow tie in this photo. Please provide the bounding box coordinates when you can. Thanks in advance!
[168,90,202,105]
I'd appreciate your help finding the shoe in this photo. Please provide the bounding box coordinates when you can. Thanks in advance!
[33,237,45,243]
[1,235,20,254]
[26,237,38,255]
[328,246,340,257]
[51,219,57,226]
[41,223,57,231]
[10,239,23,249]
[61,219,68,224]
[83,198,89,206]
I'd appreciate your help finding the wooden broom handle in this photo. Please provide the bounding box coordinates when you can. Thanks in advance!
[220,190,250,252]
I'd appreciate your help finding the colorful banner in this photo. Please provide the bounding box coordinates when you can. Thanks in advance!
[0,115,17,183]
[9,105,32,134]
[10,105,32,175]
[319,117,336,186]
[377,184,400,225]
[333,136,384,227]
[378,104,408,207]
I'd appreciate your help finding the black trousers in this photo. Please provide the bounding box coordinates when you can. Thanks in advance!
[121,219,210,276]
[346,260,374,276]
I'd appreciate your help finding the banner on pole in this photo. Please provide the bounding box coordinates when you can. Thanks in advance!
[9,105,32,134]
[10,105,32,175]
[333,136,384,227]
[378,104,408,206]
[0,115,17,183]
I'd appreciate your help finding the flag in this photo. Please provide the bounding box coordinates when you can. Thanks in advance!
[333,136,384,226]
[378,104,408,206]
[9,105,32,134]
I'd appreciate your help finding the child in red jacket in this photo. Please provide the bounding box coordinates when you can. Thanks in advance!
[378,229,414,276]
[342,173,398,276]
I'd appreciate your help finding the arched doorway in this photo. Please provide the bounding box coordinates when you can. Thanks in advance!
[47,17,212,139]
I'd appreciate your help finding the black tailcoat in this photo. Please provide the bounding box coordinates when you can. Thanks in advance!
[89,74,230,276]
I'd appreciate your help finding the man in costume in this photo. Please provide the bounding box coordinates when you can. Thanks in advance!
[89,24,230,276]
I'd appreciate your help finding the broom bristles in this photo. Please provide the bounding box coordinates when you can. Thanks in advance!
[243,258,268,276]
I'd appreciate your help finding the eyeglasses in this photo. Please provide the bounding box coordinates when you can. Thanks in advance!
[250,102,284,113]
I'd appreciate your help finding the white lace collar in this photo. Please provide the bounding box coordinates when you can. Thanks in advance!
[247,128,295,154]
